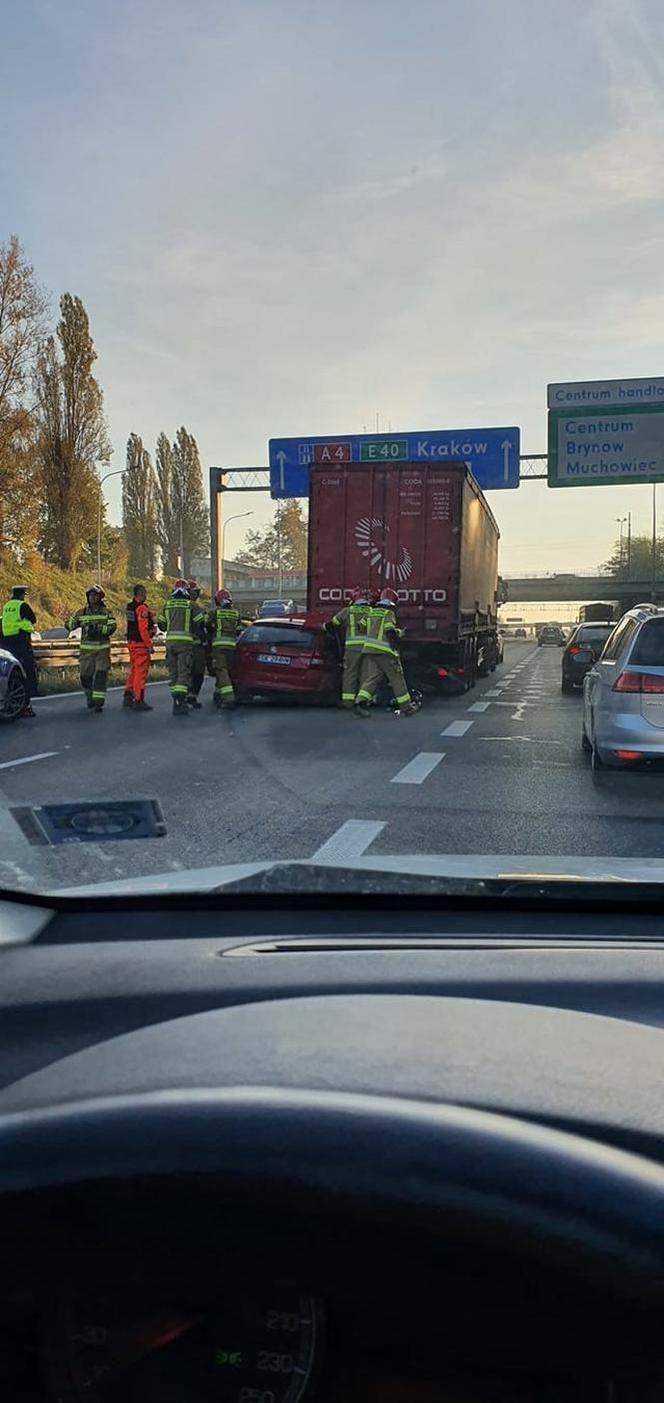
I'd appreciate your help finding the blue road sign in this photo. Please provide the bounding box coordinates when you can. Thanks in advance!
[269,427,520,497]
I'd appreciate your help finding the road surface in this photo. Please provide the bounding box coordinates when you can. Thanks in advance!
[1,642,663,892]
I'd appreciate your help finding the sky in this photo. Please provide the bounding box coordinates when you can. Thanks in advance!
[3,0,664,573]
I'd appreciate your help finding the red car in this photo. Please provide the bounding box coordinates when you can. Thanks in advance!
[231,614,342,703]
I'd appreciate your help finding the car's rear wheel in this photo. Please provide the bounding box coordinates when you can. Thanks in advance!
[0,667,27,722]
[561,676,575,695]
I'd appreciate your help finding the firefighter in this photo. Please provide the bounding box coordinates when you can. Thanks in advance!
[209,587,242,708]
[65,586,117,712]
[123,584,155,711]
[1,585,38,717]
[186,580,208,709]
[326,587,370,708]
[354,587,419,717]
[157,581,205,716]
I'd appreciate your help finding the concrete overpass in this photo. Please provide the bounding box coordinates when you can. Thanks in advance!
[503,574,664,603]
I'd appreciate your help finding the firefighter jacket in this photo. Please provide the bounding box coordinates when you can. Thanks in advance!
[65,605,117,651]
[361,605,404,659]
[210,606,242,649]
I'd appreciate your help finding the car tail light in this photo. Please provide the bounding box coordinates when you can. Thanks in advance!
[568,645,581,655]
[613,671,664,692]
[310,656,324,667]
[436,667,448,678]
[613,750,641,761]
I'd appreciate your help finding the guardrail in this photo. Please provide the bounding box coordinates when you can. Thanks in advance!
[31,639,167,670]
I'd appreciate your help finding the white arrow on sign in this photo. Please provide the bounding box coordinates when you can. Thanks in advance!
[500,439,512,482]
[276,450,287,492]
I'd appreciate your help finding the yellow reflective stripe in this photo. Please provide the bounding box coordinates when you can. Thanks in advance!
[344,638,365,648]
[79,643,111,651]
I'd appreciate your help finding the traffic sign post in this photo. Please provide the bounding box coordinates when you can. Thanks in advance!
[547,379,664,488]
[269,427,520,498]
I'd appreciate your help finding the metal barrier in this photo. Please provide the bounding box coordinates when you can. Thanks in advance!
[31,639,166,670]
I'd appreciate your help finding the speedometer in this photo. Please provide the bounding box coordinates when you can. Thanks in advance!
[45,1287,322,1402]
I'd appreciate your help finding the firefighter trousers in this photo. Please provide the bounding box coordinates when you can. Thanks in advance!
[356,652,411,708]
[166,642,193,700]
[212,648,235,702]
[126,642,151,702]
[341,647,364,706]
[188,643,207,700]
[80,647,111,708]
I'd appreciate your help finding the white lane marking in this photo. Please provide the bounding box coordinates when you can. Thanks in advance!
[32,680,170,702]
[0,750,58,771]
[441,720,474,737]
[468,701,491,713]
[391,752,445,785]
[484,689,502,698]
[312,819,386,862]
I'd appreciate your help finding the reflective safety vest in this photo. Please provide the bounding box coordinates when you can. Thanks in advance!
[362,606,402,657]
[158,597,197,644]
[65,608,116,650]
[331,603,369,648]
[2,599,33,637]
[211,606,241,649]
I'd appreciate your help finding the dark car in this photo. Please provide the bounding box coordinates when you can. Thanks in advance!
[514,627,527,638]
[561,622,614,694]
[231,615,341,703]
[0,648,28,721]
[538,625,565,646]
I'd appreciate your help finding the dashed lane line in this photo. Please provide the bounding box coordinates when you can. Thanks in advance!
[468,701,490,713]
[0,751,59,771]
[312,819,386,863]
[484,689,502,698]
[391,752,445,785]
[441,720,474,737]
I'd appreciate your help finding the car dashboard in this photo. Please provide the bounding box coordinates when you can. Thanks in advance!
[3,890,664,1401]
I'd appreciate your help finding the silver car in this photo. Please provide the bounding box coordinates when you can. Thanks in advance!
[582,604,664,769]
[0,648,28,722]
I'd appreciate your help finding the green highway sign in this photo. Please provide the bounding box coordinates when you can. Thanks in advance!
[359,438,408,462]
[548,403,664,488]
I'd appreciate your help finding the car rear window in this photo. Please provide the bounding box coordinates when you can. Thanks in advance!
[628,620,664,667]
[242,625,318,648]
[575,626,613,645]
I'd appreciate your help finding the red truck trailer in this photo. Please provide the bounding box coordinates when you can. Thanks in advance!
[307,461,500,691]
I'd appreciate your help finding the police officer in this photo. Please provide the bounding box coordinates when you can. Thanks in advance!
[1,585,38,717]
[209,588,242,708]
[186,580,208,709]
[65,586,117,712]
[157,581,206,716]
[354,588,419,717]
[327,586,370,708]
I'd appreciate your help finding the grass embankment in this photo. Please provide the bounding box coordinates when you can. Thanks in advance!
[41,663,170,695]
[0,555,176,631]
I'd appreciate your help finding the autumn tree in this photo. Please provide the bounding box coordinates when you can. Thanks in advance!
[170,426,208,575]
[0,235,49,545]
[35,293,111,570]
[236,500,307,571]
[155,431,179,575]
[122,432,157,577]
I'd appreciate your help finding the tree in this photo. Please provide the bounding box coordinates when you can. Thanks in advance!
[0,235,49,545]
[35,293,111,570]
[170,426,208,575]
[603,532,664,580]
[235,500,308,571]
[155,431,179,576]
[122,432,157,577]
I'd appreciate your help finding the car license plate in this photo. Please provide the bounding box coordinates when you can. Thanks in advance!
[257,653,291,665]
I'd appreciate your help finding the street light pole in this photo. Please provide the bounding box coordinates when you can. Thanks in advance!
[97,467,129,585]
[626,511,632,575]
[221,511,253,588]
[652,484,658,602]
[276,502,283,597]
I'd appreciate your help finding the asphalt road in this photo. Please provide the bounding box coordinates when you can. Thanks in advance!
[1,641,664,893]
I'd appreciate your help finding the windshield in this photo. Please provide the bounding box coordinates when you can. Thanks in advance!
[242,626,319,648]
[3,2,664,901]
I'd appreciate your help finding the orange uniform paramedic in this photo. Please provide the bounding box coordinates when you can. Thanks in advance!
[123,585,155,711]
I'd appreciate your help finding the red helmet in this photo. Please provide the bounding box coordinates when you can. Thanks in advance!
[173,578,188,591]
[215,587,232,606]
[379,587,399,607]
[351,586,368,603]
